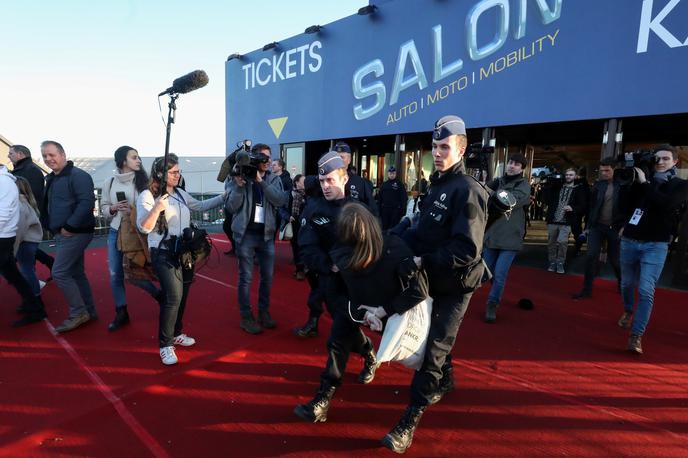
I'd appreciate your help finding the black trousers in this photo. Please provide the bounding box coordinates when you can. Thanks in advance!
[290,219,303,271]
[381,207,403,230]
[306,270,325,318]
[581,224,621,294]
[151,248,195,348]
[0,237,38,307]
[410,292,473,406]
[321,303,373,387]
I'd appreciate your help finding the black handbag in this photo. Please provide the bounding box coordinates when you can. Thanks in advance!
[179,224,211,269]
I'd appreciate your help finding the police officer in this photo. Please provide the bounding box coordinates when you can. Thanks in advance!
[384,115,489,454]
[333,141,378,216]
[297,152,378,383]
[378,166,408,229]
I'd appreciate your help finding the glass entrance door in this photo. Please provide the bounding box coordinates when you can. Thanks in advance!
[283,143,305,178]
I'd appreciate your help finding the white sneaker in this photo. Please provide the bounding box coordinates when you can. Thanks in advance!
[173,334,196,347]
[160,346,178,365]
[39,280,47,290]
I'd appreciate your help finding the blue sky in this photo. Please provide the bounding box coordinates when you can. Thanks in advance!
[0,0,362,158]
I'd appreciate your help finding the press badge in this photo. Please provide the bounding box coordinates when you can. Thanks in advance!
[254,204,265,223]
[628,208,643,225]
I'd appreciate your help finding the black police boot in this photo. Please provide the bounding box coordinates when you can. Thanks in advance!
[294,381,336,423]
[12,296,47,327]
[381,405,426,454]
[293,317,319,338]
[108,306,130,332]
[428,364,455,405]
[358,340,378,384]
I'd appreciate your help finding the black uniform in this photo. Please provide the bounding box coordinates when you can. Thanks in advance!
[346,171,378,216]
[396,161,489,406]
[323,235,429,386]
[378,178,408,229]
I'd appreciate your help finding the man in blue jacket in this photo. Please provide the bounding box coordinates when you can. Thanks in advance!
[41,141,96,333]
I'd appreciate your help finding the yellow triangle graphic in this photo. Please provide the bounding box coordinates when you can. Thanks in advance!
[267,116,288,139]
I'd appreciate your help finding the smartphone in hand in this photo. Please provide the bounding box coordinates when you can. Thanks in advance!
[116,191,126,202]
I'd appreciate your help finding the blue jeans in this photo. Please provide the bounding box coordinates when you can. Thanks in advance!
[16,241,40,296]
[107,229,160,308]
[482,248,518,305]
[236,231,275,317]
[620,238,668,336]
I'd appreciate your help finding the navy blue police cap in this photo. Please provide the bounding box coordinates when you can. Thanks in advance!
[388,166,396,172]
[333,141,351,154]
[318,151,346,176]
[433,115,466,140]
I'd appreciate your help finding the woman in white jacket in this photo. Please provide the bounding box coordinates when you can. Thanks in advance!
[137,154,226,365]
[102,146,163,332]
[13,176,48,325]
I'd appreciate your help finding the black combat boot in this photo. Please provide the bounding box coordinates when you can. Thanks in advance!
[12,296,47,327]
[293,317,319,338]
[294,381,336,423]
[382,405,426,454]
[428,364,455,405]
[108,306,130,332]
[358,340,378,384]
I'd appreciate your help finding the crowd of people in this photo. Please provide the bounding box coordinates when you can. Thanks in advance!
[1,117,686,453]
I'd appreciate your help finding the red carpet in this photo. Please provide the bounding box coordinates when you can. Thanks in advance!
[1,237,687,457]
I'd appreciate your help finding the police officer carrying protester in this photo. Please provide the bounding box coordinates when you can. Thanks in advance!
[386,115,489,453]
[296,152,378,384]
[378,166,408,229]
[333,142,378,216]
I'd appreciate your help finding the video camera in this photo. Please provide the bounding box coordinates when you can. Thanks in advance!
[217,139,270,182]
[614,149,656,185]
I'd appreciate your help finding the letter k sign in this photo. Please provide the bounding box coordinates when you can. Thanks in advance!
[637,0,688,53]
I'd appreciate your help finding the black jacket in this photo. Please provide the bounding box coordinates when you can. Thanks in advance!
[621,176,688,242]
[330,235,429,318]
[587,179,628,230]
[43,161,95,234]
[543,182,586,225]
[378,178,407,210]
[11,157,45,204]
[347,171,378,216]
[398,161,489,296]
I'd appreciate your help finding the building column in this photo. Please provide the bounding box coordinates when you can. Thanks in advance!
[601,118,623,159]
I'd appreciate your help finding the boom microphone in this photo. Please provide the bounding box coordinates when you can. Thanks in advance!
[158,70,209,96]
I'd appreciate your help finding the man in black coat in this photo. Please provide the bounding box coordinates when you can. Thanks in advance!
[378,166,407,229]
[333,142,379,216]
[8,145,54,274]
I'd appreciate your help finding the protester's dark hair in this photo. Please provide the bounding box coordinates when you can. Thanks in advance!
[293,174,303,187]
[653,144,678,160]
[149,154,179,197]
[336,203,383,271]
[599,157,616,167]
[10,144,31,158]
[40,140,65,154]
[114,146,149,193]
[252,143,271,154]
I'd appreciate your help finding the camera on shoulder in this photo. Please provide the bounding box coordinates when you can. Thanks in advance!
[217,139,270,182]
[614,149,655,185]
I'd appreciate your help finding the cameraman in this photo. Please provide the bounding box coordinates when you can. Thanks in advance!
[573,157,624,300]
[543,167,586,273]
[226,143,288,334]
[618,144,688,354]
[482,153,531,323]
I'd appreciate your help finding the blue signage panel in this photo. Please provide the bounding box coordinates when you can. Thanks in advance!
[226,0,688,151]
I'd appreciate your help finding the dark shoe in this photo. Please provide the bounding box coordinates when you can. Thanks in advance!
[240,315,262,334]
[12,309,47,327]
[627,334,643,354]
[294,382,336,423]
[381,405,426,454]
[572,291,592,300]
[258,309,276,329]
[556,263,565,274]
[428,365,455,405]
[293,317,319,338]
[484,302,497,323]
[108,306,130,332]
[547,262,556,272]
[224,249,236,257]
[358,341,378,384]
[618,311,633,329]
[55,313,91,333]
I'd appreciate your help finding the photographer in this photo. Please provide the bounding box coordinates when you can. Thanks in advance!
[543,167,586,273]
[137,154,225,365]
[572,158,624,300]
[617,145,688,354]
[225,143,288,334]
[482,153,531,323]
